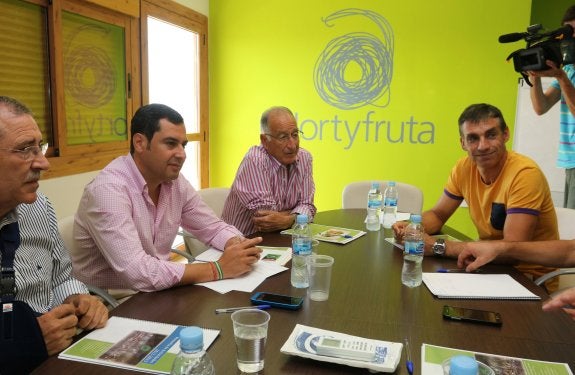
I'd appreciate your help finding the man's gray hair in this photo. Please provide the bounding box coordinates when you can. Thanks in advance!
[260,106,295,134]
[0,96,33,139]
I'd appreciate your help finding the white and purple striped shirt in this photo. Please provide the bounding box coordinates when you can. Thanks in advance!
[222,145,316,235]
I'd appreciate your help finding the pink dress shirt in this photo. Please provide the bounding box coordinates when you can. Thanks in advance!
[72,155,241,291]
[221,145,316,235]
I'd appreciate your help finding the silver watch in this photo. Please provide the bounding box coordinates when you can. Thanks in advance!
[432,238,446,257]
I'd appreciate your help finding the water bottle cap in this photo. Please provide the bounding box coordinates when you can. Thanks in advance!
[410,214,422,223]
[371,181,380,189]
[388,181,396,186]
[296,214,309,224]
[179,326,203,352]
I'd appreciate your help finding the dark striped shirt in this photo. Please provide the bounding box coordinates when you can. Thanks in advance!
[0,193,88,313]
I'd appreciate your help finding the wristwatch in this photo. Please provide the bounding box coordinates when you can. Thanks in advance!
[432,238,446,257]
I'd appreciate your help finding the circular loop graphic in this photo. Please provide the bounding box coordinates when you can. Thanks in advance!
[65,45,116,108]
[314,9,394,110]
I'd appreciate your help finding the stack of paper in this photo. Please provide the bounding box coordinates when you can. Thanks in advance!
[195,247,288,293]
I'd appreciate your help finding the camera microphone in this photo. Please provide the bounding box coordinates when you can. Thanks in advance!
[498,32,529,43]
[546,24,574,38]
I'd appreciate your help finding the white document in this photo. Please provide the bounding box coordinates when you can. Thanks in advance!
[195,248,288,294]
[422,273,540,300]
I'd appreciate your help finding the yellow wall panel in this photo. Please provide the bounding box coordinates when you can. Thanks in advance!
[209,0,532,237]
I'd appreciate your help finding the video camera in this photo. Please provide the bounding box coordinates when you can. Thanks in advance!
[499,24,575,85]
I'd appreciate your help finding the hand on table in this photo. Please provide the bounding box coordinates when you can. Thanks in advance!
[64,294,108,330]
[252,210,295,232]
[219,236,263,278]
[37,304,78,355]
[542,287,575,320]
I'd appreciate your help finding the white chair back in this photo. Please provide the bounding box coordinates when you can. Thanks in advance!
[198,187,230,217]
[58,215,78,257]
[555,207,575,240]
[342,181,423,214]
[182,187,231,257]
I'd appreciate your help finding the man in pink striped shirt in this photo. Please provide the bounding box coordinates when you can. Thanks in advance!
[72,104,262,293]
[221,106,316,235]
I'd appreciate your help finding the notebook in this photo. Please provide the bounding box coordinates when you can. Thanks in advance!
[59,316,220,374]
[422,273,540,300]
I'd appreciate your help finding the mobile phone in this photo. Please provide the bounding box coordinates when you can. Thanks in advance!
[442,305,502,326]
[250,292,304,310]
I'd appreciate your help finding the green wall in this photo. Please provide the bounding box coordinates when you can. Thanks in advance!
[209,0,532,238]
[531,0,572,29]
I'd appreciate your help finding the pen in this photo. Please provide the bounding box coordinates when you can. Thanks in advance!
[215,304,271,314]
[437,268,482,273]
[404,338,413,375]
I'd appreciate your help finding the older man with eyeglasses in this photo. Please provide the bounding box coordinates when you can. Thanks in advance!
[0,96,108,373]
[222,106,316,235]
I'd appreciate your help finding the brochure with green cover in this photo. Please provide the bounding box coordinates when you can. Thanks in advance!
[281,223,366,244]
[422,343,573,375]
[59,316,219,374]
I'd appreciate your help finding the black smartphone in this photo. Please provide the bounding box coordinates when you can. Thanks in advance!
[442,305,502,326]
[250,292,304,310]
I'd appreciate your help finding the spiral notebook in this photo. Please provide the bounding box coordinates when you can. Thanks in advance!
[422,273,540,300]
[59,316,220,374]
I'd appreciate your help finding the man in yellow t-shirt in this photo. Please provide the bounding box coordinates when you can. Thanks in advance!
[394,103,558,288]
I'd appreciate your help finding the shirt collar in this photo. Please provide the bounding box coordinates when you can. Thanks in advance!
[259,144,299,171]
[0,210,18,230]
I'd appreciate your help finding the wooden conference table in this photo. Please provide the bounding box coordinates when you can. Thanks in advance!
[35,209,575,374]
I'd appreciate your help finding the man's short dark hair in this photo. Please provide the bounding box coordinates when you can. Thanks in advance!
[562,5,575,24]
[130,103,184,154]
[458,103,507,133]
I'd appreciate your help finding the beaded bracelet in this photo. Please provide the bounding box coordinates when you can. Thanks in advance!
[214,261,224,280]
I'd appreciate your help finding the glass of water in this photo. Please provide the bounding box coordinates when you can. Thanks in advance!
[231,309,270,373]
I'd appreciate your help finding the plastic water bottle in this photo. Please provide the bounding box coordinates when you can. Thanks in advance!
[401,214,424,288]
[366,182,383,231]
[382,181,398,229]
[171,326,215,375]
[291,214,312,288]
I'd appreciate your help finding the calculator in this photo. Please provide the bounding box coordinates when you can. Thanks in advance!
[315,336,376,362]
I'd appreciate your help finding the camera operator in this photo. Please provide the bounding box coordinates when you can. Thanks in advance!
[529,5,575,209]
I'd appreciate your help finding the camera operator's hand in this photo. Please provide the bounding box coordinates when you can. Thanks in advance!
[527,60,565,78]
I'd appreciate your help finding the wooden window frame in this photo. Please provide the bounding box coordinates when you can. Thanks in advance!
[140,0,209,188]
[42,0,141,179]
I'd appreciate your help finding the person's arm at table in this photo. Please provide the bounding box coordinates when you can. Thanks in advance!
[253,210,296,232]
[458,239,575,272]
[392,193,460,242]
[178,236,263,285]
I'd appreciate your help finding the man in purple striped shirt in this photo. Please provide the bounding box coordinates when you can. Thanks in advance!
[73,104,262,293]
[222,106,316,235]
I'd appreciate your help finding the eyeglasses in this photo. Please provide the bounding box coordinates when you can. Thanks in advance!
[264,130,303,144]
[0,142,49,161]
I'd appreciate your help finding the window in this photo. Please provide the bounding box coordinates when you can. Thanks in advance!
[141,0,209,189]
[0,0,139,178]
